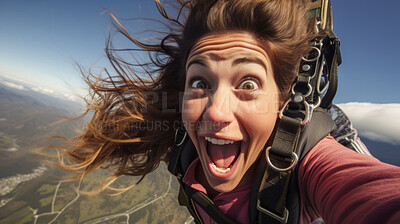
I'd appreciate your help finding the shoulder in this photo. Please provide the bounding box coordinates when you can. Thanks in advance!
[298,135,400,224]
[300,135,379,169]
[299,135,400,191]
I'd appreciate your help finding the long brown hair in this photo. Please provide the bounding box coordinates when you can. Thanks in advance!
[54,0,318,193]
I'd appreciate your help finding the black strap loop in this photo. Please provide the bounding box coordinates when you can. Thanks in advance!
[269,115,302,160]
[182,183,240,224]
[168,124,188,177]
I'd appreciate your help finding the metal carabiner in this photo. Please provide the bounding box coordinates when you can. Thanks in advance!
[302,46,321,63]
[280,96,317,126]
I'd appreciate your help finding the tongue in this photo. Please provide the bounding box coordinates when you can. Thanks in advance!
[208,141,240,168]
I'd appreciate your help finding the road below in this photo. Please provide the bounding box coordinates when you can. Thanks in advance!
[29,173,192,223]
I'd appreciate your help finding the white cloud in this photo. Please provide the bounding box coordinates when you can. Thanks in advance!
[63,93,80,102]
[1,75,83,103]
[337,102,400,145]
[1,81,27,91]
[32,87,81,102]
[32,87,54,95]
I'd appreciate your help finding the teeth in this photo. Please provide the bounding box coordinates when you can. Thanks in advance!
[205,137,234,145]
[211,163,231,173]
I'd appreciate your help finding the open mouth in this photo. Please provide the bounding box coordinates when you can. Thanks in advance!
[203,136,242,178]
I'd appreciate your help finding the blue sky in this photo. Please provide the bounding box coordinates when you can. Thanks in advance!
[0,0,399,103]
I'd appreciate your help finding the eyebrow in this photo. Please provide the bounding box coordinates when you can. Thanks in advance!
[186,58,208,70]
[232,57,266,70]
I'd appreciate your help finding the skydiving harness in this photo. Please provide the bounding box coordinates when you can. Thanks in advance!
[168,0,344,223]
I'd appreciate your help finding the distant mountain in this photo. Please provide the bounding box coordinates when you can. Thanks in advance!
[0,80,84,178]
[0,76,82,112]
[360,137,400,166]
[0,81,83,148]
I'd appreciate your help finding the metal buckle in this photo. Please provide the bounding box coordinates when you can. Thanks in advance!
[291,82,312,98]
[302,46,321,63]
[266,146,298,173]
[257,200,289,224]
[174,126,187,146]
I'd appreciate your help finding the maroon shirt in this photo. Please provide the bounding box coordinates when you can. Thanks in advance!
[299,135,400,224]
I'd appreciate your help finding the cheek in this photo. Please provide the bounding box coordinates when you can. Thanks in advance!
[254,91,280,114]
[237,94,279,157]
[244,112,277,144]
[181,95,207,131]
[240,112,277,166]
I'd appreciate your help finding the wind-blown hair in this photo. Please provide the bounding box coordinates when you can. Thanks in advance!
[56,0,318,193]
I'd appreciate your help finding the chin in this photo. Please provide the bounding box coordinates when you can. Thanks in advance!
[200,156,246,193]
[209,181,240,193]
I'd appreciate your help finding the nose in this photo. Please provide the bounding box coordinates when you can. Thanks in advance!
[202,90,235,130]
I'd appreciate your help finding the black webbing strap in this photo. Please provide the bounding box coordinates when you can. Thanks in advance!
[168,125,188,177]
[257,166,292,224]
[320,36,340,109]
[257,115,302,224]
[177,181,204,223]
[168,126,206,223]
[182,183,240,224]
[270,116,302,160]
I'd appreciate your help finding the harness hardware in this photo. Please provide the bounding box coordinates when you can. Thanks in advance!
[257,200,289,224]
[280,97,320,126]
[174,125,187,147]
[266,147,299,173]
[302,46,321,63]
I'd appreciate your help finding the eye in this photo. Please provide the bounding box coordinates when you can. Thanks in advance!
[238,78,260,90]
[190,79,209,89]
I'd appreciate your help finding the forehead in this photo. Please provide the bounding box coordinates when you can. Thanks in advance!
[186,32,270,67]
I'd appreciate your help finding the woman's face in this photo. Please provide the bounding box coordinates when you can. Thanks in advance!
[182,32,280,193]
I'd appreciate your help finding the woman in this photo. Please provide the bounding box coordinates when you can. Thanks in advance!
[60,0,400,223]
